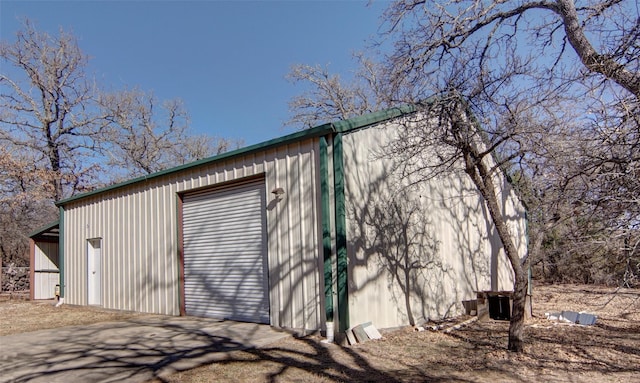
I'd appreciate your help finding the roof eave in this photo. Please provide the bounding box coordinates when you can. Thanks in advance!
[28,220,60,239]
[56,104,417,207]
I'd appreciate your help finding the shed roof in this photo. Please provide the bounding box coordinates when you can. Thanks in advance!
[56,104,416,207]
[29,220,60,241]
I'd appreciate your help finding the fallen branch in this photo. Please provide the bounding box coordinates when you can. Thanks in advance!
[424,316,479,333]
[444,316,478,333]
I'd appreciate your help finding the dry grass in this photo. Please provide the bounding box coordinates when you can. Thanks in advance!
[0,298,152,336]
[1,284,639,382]
[161,284,640,383]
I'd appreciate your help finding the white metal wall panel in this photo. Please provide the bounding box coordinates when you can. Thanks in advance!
[34,241,59,299]
[343,119,525,329]
[62,139,322,331]
[183,181,269,323]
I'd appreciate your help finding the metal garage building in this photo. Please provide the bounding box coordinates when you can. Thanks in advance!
[31,105,526,336]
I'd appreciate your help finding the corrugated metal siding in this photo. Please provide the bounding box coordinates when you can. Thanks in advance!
[183,181,269,323]
[343,120,525,329]
[495,177,528,291]
[266,142,322,330]
[62,139,322,331]
[33,241,59,299]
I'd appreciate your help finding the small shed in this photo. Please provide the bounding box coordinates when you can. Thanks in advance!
[38,104,526,336]
[29,221,60,300]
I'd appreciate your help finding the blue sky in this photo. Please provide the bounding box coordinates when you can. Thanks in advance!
[0,0,389,145]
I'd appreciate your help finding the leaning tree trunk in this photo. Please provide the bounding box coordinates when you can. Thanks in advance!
[556,0,640,97]
[462,148,528,352]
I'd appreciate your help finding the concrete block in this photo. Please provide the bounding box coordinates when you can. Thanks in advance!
[363,323,382,340]
[352,324,370,343]
[345,327,357,345]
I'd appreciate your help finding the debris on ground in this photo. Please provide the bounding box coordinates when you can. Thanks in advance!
[423,316,478,333]
[545,310,597,325]
[346,322,383,345]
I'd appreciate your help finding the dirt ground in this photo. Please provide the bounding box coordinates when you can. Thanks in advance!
[0,297,153,336]
[2,284,639,382]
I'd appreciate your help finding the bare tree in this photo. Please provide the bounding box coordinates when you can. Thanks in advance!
[178,133,242,164]
[0,20,111,271]
[0,144,58,266]
[384,95,532,351]
[0,20,111,201]
[101,89,191,177]
[101,88,242,179]
[0,20,243,270]
[380,0,639,351]
[286,0,639,352]
[287,60,538,351]
[286,55,394,128]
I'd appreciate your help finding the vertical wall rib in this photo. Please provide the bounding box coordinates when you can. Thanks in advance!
[62,138,323,331]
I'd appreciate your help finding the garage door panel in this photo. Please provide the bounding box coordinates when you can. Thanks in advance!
[184,197,261,215]
[183,222,262,237]
[183,233,263,244]
[183,213,261,226]
[182,180,270,324]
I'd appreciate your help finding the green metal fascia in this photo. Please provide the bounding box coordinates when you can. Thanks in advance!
[331,104,416,133]
[28,220,60,238]
[55,123,335,206]
[332,133,349,332]
[58,206,65,298]
[319,136,334,322]
[54,105,419,208]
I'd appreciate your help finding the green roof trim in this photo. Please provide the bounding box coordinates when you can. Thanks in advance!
[331,104,416,133]
[319,136,334,322]
[332,133,349,332]
[28,220,60,238]
[56,124,332,206]
[56,104,417,206]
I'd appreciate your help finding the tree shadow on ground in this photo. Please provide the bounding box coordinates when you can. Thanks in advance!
[0,317,277,382]
[238,334,476,383]
[2,294,639,383]
[0,315,458,383]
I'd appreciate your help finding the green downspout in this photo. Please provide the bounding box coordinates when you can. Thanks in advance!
[332,133,349,332]
[319,136,334,322]
[58,206,65,298]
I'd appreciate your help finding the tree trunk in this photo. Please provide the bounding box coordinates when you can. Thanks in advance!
[508,270,528,352]
[556,0,640,97]
[459,134,528,352]
[44,121,64,201]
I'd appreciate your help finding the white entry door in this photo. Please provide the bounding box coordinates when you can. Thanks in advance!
[87,238,102,305]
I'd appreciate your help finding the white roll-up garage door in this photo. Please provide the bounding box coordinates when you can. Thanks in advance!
[182,180,269,323]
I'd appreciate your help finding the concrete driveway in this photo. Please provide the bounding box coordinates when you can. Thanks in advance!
[0,316,290,382]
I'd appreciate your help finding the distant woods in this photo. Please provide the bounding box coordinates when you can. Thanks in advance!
[0,20,240,266]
